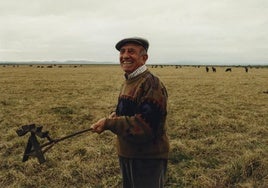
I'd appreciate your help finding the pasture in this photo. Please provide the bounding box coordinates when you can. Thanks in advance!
[0,64,268,187]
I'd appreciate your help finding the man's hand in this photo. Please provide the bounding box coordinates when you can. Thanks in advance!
[109,112,117,119]
[91,118,106,134]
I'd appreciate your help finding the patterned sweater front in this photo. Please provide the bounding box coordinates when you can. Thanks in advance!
[104,69,169,159]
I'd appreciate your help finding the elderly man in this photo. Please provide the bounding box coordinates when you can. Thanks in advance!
[91,37,169,188]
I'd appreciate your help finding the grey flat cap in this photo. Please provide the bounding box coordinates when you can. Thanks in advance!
[115,37,149,51]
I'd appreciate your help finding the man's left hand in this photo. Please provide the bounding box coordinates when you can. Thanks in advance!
[91,118,106,134]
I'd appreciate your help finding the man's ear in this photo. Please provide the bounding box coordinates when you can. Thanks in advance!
[143,54,148,61]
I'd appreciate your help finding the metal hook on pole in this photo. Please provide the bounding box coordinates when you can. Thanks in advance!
[16,124,93,164]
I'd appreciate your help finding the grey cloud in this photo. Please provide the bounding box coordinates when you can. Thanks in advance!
[0,0,267,64]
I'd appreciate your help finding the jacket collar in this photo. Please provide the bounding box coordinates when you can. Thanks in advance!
[125,65,147,80]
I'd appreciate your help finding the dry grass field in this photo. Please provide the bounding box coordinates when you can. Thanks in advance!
[0,64,268,187]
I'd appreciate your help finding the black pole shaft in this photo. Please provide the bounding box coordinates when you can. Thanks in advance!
[53,127,93,143]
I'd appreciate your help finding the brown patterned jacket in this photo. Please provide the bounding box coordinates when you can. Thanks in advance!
[104,69,169,159]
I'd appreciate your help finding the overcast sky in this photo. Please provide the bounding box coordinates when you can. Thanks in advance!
[0,0,267,65]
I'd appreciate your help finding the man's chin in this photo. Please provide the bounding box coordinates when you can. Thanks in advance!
[121,66,133,74]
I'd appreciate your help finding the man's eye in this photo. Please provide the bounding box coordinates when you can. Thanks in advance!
[128,50,135,54]
[120,49,135,54]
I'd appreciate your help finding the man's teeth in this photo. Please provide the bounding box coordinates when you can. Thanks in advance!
[123,61,132,64]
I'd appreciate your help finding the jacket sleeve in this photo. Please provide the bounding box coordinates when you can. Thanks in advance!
[104,114,154,144]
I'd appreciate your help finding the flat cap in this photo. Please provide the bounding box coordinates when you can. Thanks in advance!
[115,37,149,51]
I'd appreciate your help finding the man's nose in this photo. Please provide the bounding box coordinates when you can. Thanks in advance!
[121,52,130,59]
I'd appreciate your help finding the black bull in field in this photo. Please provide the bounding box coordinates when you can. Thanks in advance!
[16,124,93,164]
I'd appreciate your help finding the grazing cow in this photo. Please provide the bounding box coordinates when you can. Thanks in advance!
[206,66,209,72]
[245,67,248,73]
[212,67,216,72]
[225,68,232,72]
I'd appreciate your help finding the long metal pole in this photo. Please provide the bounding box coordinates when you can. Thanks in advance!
[53,127,93,143]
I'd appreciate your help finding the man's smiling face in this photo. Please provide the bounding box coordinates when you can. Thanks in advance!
[119,43,148,74]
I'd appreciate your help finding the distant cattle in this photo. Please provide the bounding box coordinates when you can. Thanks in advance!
[206,66,209,72]
[225,68,232,72]
[212,67,216,72]
[245,67,248,73]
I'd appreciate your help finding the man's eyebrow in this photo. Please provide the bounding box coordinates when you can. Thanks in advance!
[120,48,136,52]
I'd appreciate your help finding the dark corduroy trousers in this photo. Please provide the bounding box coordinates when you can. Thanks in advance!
[119,156,167,188]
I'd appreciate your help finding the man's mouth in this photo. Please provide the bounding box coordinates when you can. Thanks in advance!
[122,61,133,64]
